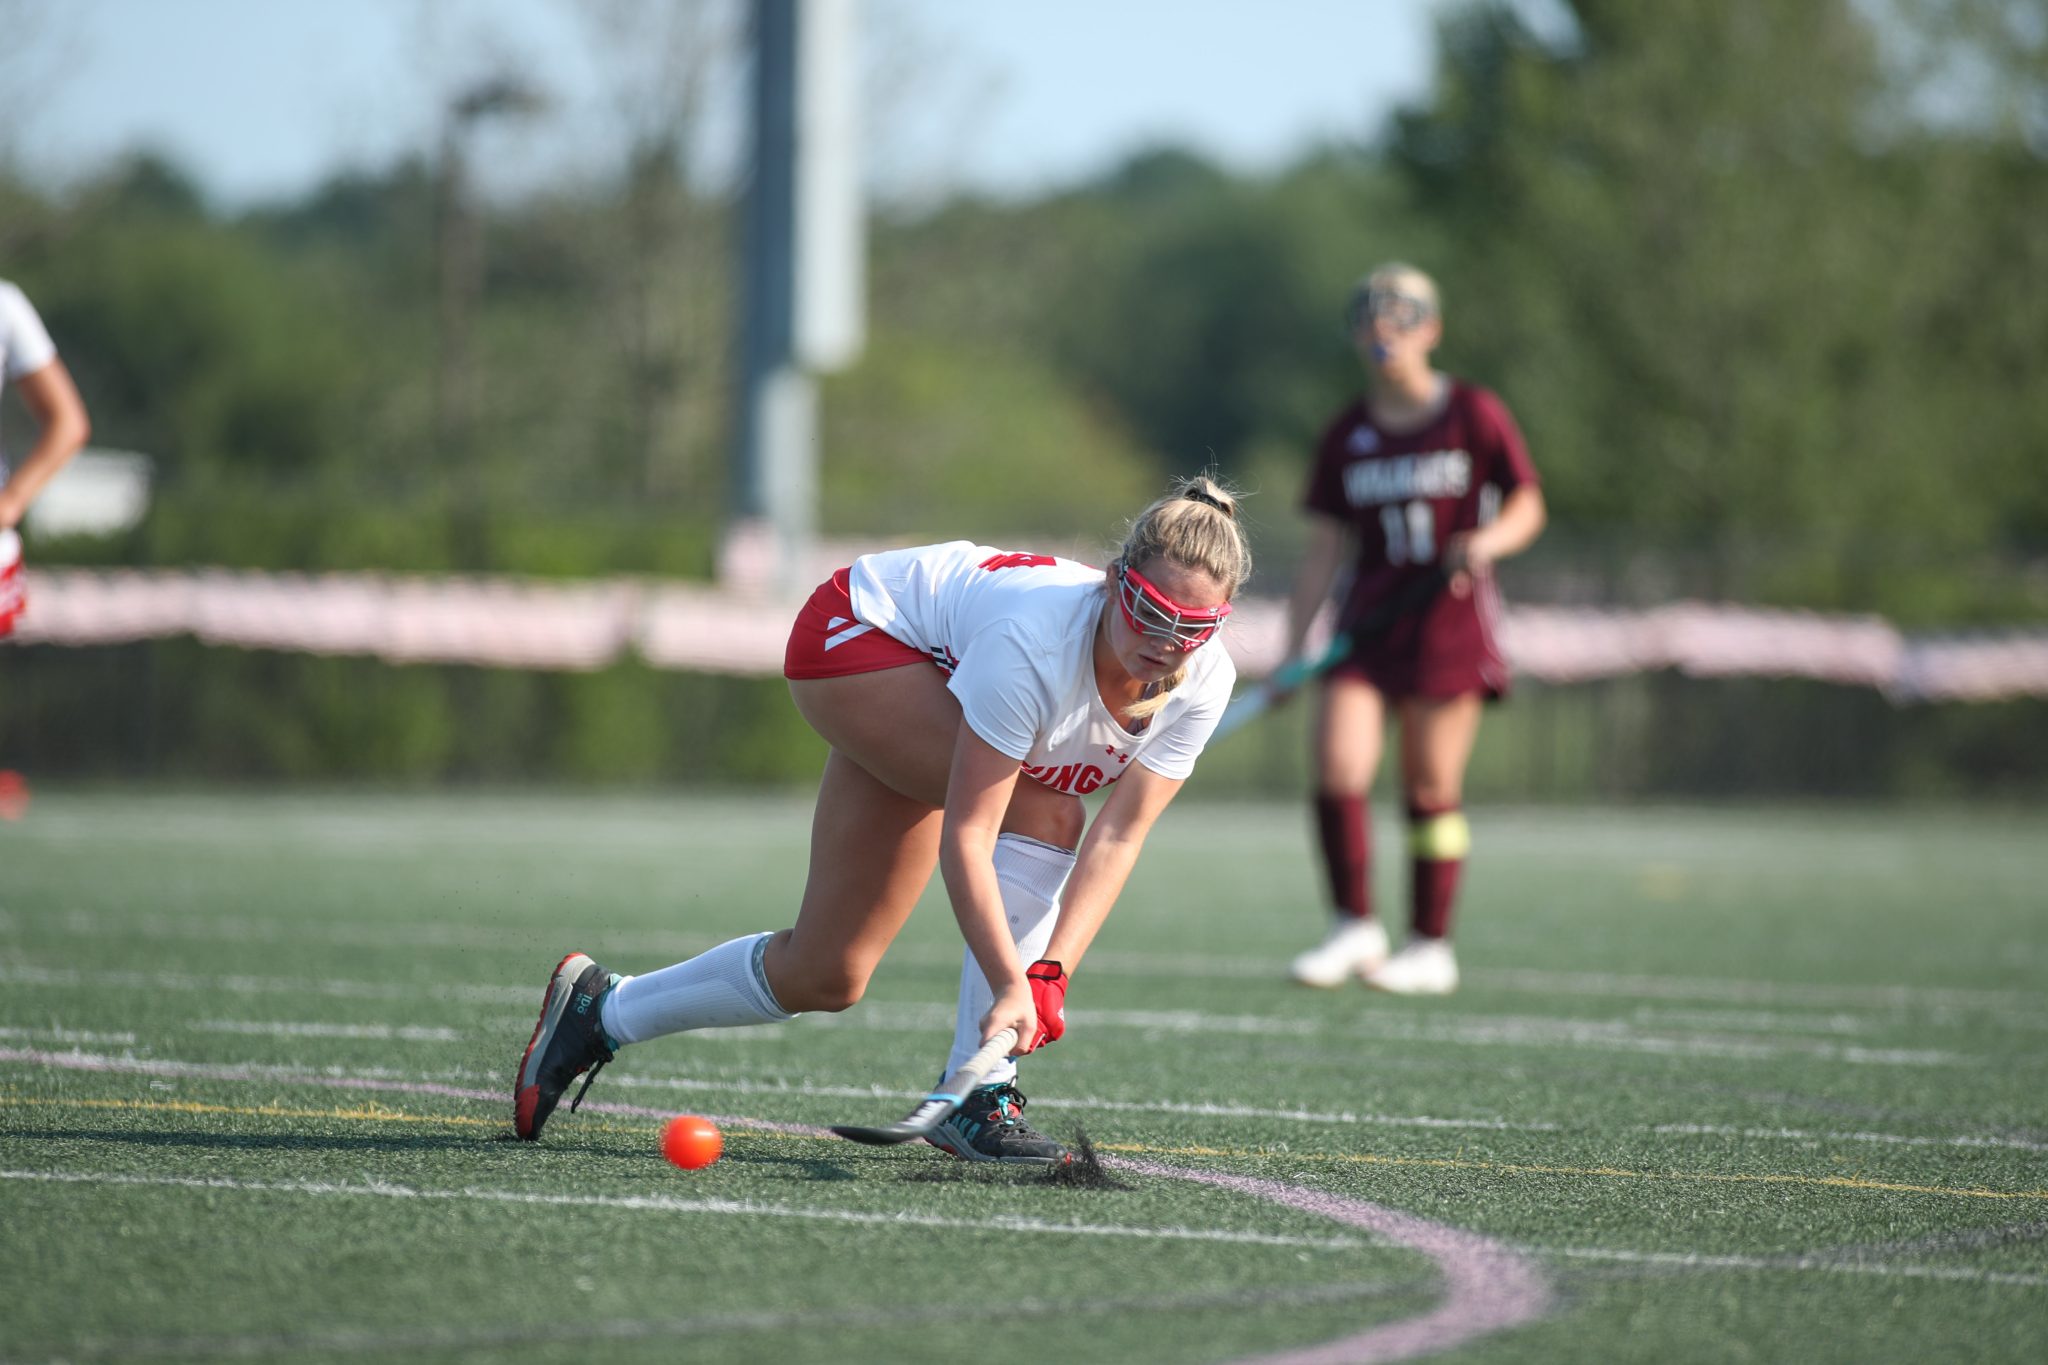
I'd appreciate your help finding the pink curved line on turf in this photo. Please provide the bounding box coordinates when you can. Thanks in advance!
[1109,1158,1551,1363]
[8,1047,1552,1358]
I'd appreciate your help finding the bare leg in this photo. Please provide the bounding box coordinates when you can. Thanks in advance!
[1396,692,1484,811]
[761,749,944,1012]
[766,665,1085,1012]
[1315,674,1387,796]
[528,668,1083,1139]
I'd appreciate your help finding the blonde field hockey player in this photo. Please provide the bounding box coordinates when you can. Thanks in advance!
[514,476,1254,1164]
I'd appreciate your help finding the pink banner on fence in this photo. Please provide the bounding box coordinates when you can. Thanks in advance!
[6,566,2045,703]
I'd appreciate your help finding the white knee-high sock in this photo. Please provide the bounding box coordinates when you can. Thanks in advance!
[602,932,795,1046]
[944,834,1076,1087]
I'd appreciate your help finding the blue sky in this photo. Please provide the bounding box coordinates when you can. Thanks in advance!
[9,0,1468,208]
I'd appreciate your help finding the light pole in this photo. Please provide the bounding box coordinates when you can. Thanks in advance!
[732,0,863,598]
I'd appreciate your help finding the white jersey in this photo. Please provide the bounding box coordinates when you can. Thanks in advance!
[847,541,1235,790]
[0,280,58,472]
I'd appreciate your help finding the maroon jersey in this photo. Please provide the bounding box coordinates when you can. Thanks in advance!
[1302,380,1539,699]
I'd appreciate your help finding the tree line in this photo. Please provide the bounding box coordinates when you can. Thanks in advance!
[3,0,2044,791]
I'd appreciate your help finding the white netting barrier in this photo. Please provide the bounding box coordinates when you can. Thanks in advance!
[5,565,2045,704]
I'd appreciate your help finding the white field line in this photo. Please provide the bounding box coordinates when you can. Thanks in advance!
[583,1068,1564,1133]
[3,1158,1553,1363]
[0,1168,1372,1252]
[8,1080,2039,1293]
[1625,1007,1875,1036]
[0,1282,1420,1363]
[16,908,719,957]
[0,964,1974,1067]
[0,806,810,856]
[12,910,2048,1019]
[1526,1243,2048,1288]
[194,1021,461,1042]
[7,1044,1553,1137]
[600,1073,2048,1152]
[0,1049,473,1086]
[0,1026,138,1045]
[0,962,538,1006]
[1471,967,2045,1017]
[8,1045,2046,1156]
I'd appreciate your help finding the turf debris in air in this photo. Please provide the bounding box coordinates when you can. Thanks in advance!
[1042,1129,1131,1189]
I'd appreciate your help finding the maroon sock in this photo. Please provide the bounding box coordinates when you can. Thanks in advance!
[1313,793,1373,920]
[1408,803,1464,940]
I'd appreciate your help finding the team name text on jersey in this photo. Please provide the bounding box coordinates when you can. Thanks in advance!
[1022,762,1114,794]
[1342,449,1473,507]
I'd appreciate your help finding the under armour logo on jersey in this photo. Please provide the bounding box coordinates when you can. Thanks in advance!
[1348,426,1381,454]
[822,615,876,651]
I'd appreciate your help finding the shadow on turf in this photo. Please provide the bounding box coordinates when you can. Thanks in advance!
[898,1128,1133,1190]
[715,1151,863,1181]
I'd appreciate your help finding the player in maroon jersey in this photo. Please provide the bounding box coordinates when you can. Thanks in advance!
[1280,263,1547,995]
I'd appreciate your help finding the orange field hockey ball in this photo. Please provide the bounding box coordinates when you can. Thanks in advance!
[662,1114,723,1170]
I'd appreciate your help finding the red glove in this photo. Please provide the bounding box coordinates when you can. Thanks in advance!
[1020,959,1067,1054]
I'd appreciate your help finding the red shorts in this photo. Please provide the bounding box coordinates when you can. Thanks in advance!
[783,568,931,679]
[1326,577,1512,701]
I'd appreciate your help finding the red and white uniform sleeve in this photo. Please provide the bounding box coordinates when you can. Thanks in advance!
[0,281,58,476]
[0,282,57,383]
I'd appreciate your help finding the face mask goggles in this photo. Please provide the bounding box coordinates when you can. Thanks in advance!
[1115,564,1231,651]
[1346,283,1437,336]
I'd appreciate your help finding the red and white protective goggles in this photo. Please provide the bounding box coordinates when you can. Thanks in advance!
[1115,565,1230,651]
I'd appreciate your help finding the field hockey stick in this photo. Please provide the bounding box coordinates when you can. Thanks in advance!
[1211,567,1450,742]
[828,1026,1021,1146]
[1210,632,1353,741]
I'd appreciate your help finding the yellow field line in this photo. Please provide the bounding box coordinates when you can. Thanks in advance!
[7,1093,2044,1203]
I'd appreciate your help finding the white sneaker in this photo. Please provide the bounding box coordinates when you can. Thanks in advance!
[1288,917,1390,988]
[1365,938,1459,996]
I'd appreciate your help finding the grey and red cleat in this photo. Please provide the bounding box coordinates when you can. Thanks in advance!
[927,1082,1070,1165]
[513,952,620,1140]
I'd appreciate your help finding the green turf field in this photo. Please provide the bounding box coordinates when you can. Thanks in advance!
[3,791,2045,1363]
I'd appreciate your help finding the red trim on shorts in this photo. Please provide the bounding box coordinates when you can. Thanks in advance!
[0,555,23,639]
[783,567,931,680]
